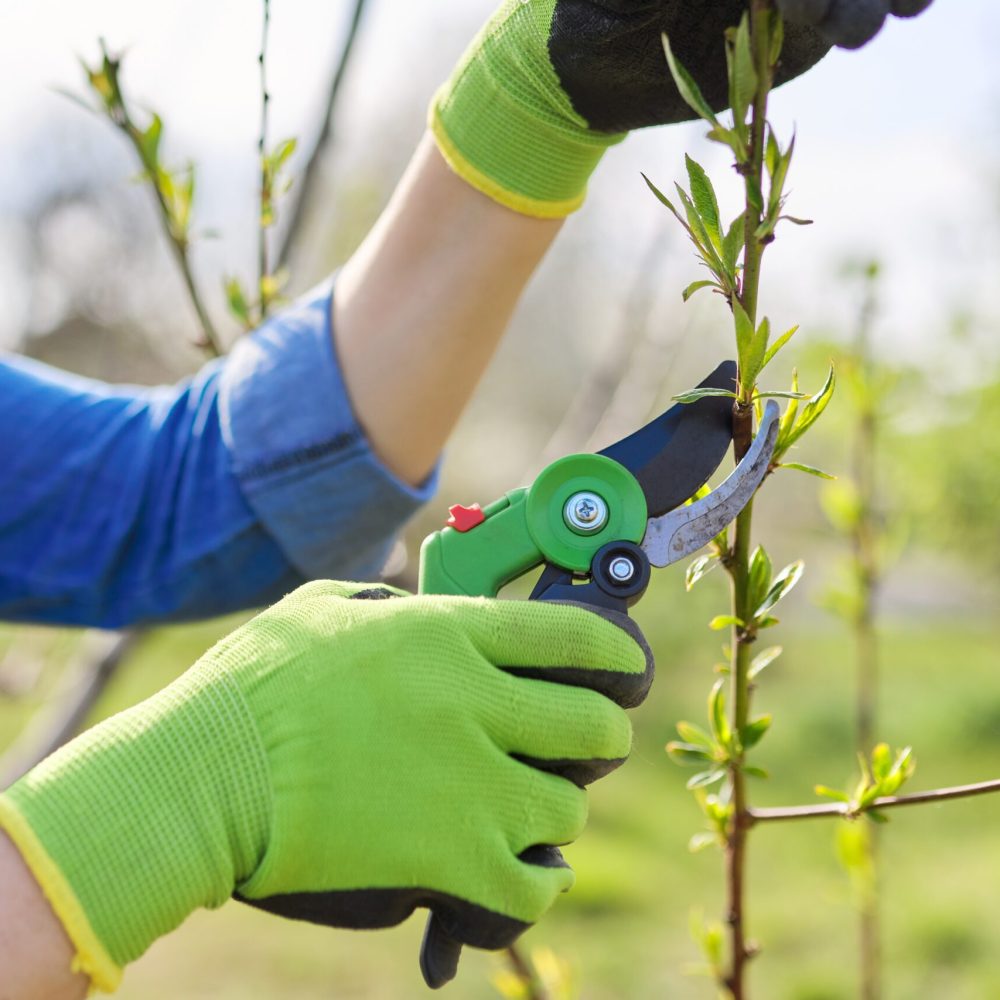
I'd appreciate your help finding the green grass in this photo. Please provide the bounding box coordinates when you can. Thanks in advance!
[3,596,1000,998]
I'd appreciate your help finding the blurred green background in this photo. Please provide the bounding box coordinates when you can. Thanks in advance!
[3,1,1000,997]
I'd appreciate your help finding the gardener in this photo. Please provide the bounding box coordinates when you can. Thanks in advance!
[0,2,932,996]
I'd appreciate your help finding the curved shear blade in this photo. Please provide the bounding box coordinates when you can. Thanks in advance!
[641,401,780,568]
[598,361,736,517]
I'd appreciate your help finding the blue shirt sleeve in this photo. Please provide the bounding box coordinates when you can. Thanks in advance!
[0,280,438,628]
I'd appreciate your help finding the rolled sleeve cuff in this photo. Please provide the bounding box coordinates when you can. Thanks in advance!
[218,280,439,581]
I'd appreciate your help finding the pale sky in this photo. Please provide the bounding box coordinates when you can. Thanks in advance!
[0,1,996,364]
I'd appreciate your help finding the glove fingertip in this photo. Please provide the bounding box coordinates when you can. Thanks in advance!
[890,0,933,16]
[820,1,890,50]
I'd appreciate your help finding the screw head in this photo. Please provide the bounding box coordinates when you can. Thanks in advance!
[608,556,636,583]
[563,492,608,534]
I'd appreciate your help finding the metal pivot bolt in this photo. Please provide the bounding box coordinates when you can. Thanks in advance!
[608,556,635,583]
[563,491,608,534]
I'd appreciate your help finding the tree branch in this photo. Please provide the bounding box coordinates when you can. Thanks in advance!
[0,632,138,789]
[749,779,1000,825]
[258,0,273,318]
[275,0,370,270]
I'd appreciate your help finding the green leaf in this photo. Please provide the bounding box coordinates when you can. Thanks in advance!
[769,12,785,65]
[748,645,782,680]
[139,113,163,167]
[780,365,836,451]
[754,560,804,618]
[662,32,720,126]
[743,315,771,392]
[871,743,892,782]
[815,785,851,803]
[675,721,715,749]
[666,742,713,766]
[866,809,890,824]
[722,216,744,273]
[728,13,757,128]
[765,127,780,180]
[686,554,720,591]
[769,132,795,215]
[673,387,738,404]
[268,136,297,172]
[760,324,799,371]
[880,747,915,795]
[685,154,722,249]
[173,167,195,236]
[708,679,730,747]
[687,769,727,791]
[688,831,720,852]
[757,614,780,629]
[780,215,813,226]
[675,184,727,275]
[747,545,773,611]
[740,714,772,750]
[744,765,770,779]
[706,124,747,163]
[682,280,718,302]
[224,276,252,329]
[641,173,681,217]
[709,614,743,631]
[692,914,724,967]
[754,391,808,400]
[733,299,755,385]
[779,370,800,441]
[778,462,836,480]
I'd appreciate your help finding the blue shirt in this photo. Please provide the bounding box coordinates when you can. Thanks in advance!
[0,282,438,628]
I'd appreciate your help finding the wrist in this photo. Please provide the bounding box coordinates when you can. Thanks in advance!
[431,0,624,218]
[0,667,270,988]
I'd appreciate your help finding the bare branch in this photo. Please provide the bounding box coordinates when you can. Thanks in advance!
[504,946,549,1000]
[258,0,273,318]
[79,42,223,355]
[0,632,138,789]
[276,0,370,270]
[749,779,1000,825]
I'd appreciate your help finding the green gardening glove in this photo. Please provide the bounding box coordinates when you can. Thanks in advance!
[432,0,931,217]
[0,581,652,992]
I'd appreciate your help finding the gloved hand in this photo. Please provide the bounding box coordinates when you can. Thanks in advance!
[432,0,932,217]
[778,0,933,50]
[0,581,652,992]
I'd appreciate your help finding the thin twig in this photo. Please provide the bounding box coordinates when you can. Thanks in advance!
[504,945,549,1000]
[91,43,223,355]
[258,0,272,318]
[0,632,138,789]
[275,0,370,270]
[722,4,775,997]
[850,265,881,1000]
[749,779,1000,825]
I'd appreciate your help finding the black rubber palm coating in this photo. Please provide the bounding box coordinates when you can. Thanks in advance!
[890,0,932,15]
[548,2,830,132]
[778,0,833,20]
[818,0,890,49]
[778,0,933,49]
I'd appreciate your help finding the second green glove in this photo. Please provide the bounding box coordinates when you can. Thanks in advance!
[0,581,652,991]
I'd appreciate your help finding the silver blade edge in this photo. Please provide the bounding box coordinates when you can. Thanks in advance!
[641,400,781,568]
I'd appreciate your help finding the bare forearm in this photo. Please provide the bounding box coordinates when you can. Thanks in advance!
[0,832,86,1000]
[334,133,562,486]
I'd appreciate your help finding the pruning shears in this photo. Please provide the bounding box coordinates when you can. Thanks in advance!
[416,360,780,988]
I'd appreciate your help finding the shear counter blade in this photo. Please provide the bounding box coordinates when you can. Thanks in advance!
[641,401,780,568]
